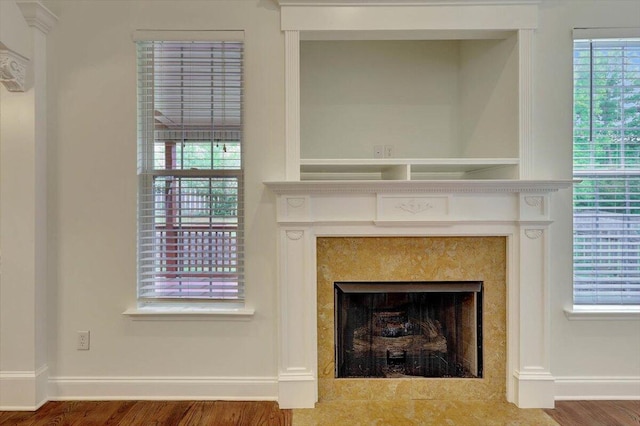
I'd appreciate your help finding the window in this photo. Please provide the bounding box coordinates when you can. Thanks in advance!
[573,35,640,305]
[136,36,244,302]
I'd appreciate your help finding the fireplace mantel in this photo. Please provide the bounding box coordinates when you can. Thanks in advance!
[265,180,573,194]
[267,179,572,409]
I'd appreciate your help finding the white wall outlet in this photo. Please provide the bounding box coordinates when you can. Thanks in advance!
[373,145,383,158]
[384,145,393,158]
[77,330,90,350]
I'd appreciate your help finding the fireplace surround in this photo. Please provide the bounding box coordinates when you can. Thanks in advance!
[318,237,501,402]
[266,180,572,409]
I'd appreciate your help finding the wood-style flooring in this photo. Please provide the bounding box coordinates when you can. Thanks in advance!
[0,400,638,425]
[544,400,640,426]
[0,401,291,426]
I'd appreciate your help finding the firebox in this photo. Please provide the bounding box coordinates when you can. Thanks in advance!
[335,281,483,379]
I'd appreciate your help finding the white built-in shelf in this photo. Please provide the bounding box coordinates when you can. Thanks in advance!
[300,158,519,180]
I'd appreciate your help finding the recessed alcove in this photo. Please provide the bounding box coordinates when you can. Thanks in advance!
[278,0,540,181]
[300,36,519,180]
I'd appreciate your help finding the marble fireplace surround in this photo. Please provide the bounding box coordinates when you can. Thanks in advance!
[317,236,504,401]
[265,180,573,409]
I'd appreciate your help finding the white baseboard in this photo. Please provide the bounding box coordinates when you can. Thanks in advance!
[278,373,317,409]
[0,365,49,410]
[512,370,556,408]
[555,376,640,400]
[48,375,278,401]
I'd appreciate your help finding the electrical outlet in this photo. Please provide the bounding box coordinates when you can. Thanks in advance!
[373,145,383,158]
[384,145,393,158]
[77,331,90,350]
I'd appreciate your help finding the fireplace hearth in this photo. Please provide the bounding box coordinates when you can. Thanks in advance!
[335,282,482,379]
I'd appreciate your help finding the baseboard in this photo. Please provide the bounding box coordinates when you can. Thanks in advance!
[555,376,640,400]
[512,370,556,408]
[278,373,317,409]
[0,365,49,410]
[47,375,278,401]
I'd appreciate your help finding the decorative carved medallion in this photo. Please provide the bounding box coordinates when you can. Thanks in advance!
[286,197,305,209]
[525,229,543,240]
[0,50,29,92]
[286,230,304,241]
[524,196,543,208]
[395,199,434,215]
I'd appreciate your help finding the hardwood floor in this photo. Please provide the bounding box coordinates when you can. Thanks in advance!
[0,401,292,426]
[544,401,640,426]
[1,400,639,425]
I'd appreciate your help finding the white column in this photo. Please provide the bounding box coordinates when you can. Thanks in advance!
[0,1,56,410]
[284,30,300,181]
[513,194,555,408]
[518,29,534,179]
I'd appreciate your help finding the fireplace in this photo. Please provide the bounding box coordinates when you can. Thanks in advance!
[335,281,482,379]
[266,180,571,409]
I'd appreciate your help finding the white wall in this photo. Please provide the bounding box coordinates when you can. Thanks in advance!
[300,37,520,161]
[535,0,640,398]
[0,0,31,59]
[458,34,518,158]
[43,0,284,397]
[6,0,636,402]
[300,40,461,159]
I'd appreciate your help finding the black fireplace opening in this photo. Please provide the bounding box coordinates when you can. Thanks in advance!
[335,281,483,379]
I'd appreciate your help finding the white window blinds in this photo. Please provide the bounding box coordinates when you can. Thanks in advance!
[136,38,244,300]
[573,37,640,305]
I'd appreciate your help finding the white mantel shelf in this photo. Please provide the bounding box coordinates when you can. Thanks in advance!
[265,179,574,194]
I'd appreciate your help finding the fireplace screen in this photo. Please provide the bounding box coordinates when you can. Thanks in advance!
[335,282,482,379]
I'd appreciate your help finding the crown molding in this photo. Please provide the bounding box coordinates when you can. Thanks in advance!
[17,1,57,35]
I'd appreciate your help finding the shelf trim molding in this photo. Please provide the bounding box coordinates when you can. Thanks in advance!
[300,158,521,179]
[300,157,520,165]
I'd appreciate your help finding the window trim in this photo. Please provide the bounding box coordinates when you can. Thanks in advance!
[571,28,640,308]
[564,305,640,321]
[122,306,255,321]
[134,31,246,306]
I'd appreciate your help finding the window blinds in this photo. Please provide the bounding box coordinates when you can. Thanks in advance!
[573,38,640,305]
[137,39,244,300]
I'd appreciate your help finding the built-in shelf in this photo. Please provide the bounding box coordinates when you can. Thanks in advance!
[300,158,519,180]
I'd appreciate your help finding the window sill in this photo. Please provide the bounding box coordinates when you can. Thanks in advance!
[122,306,255,321]
[564,305,640,321]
